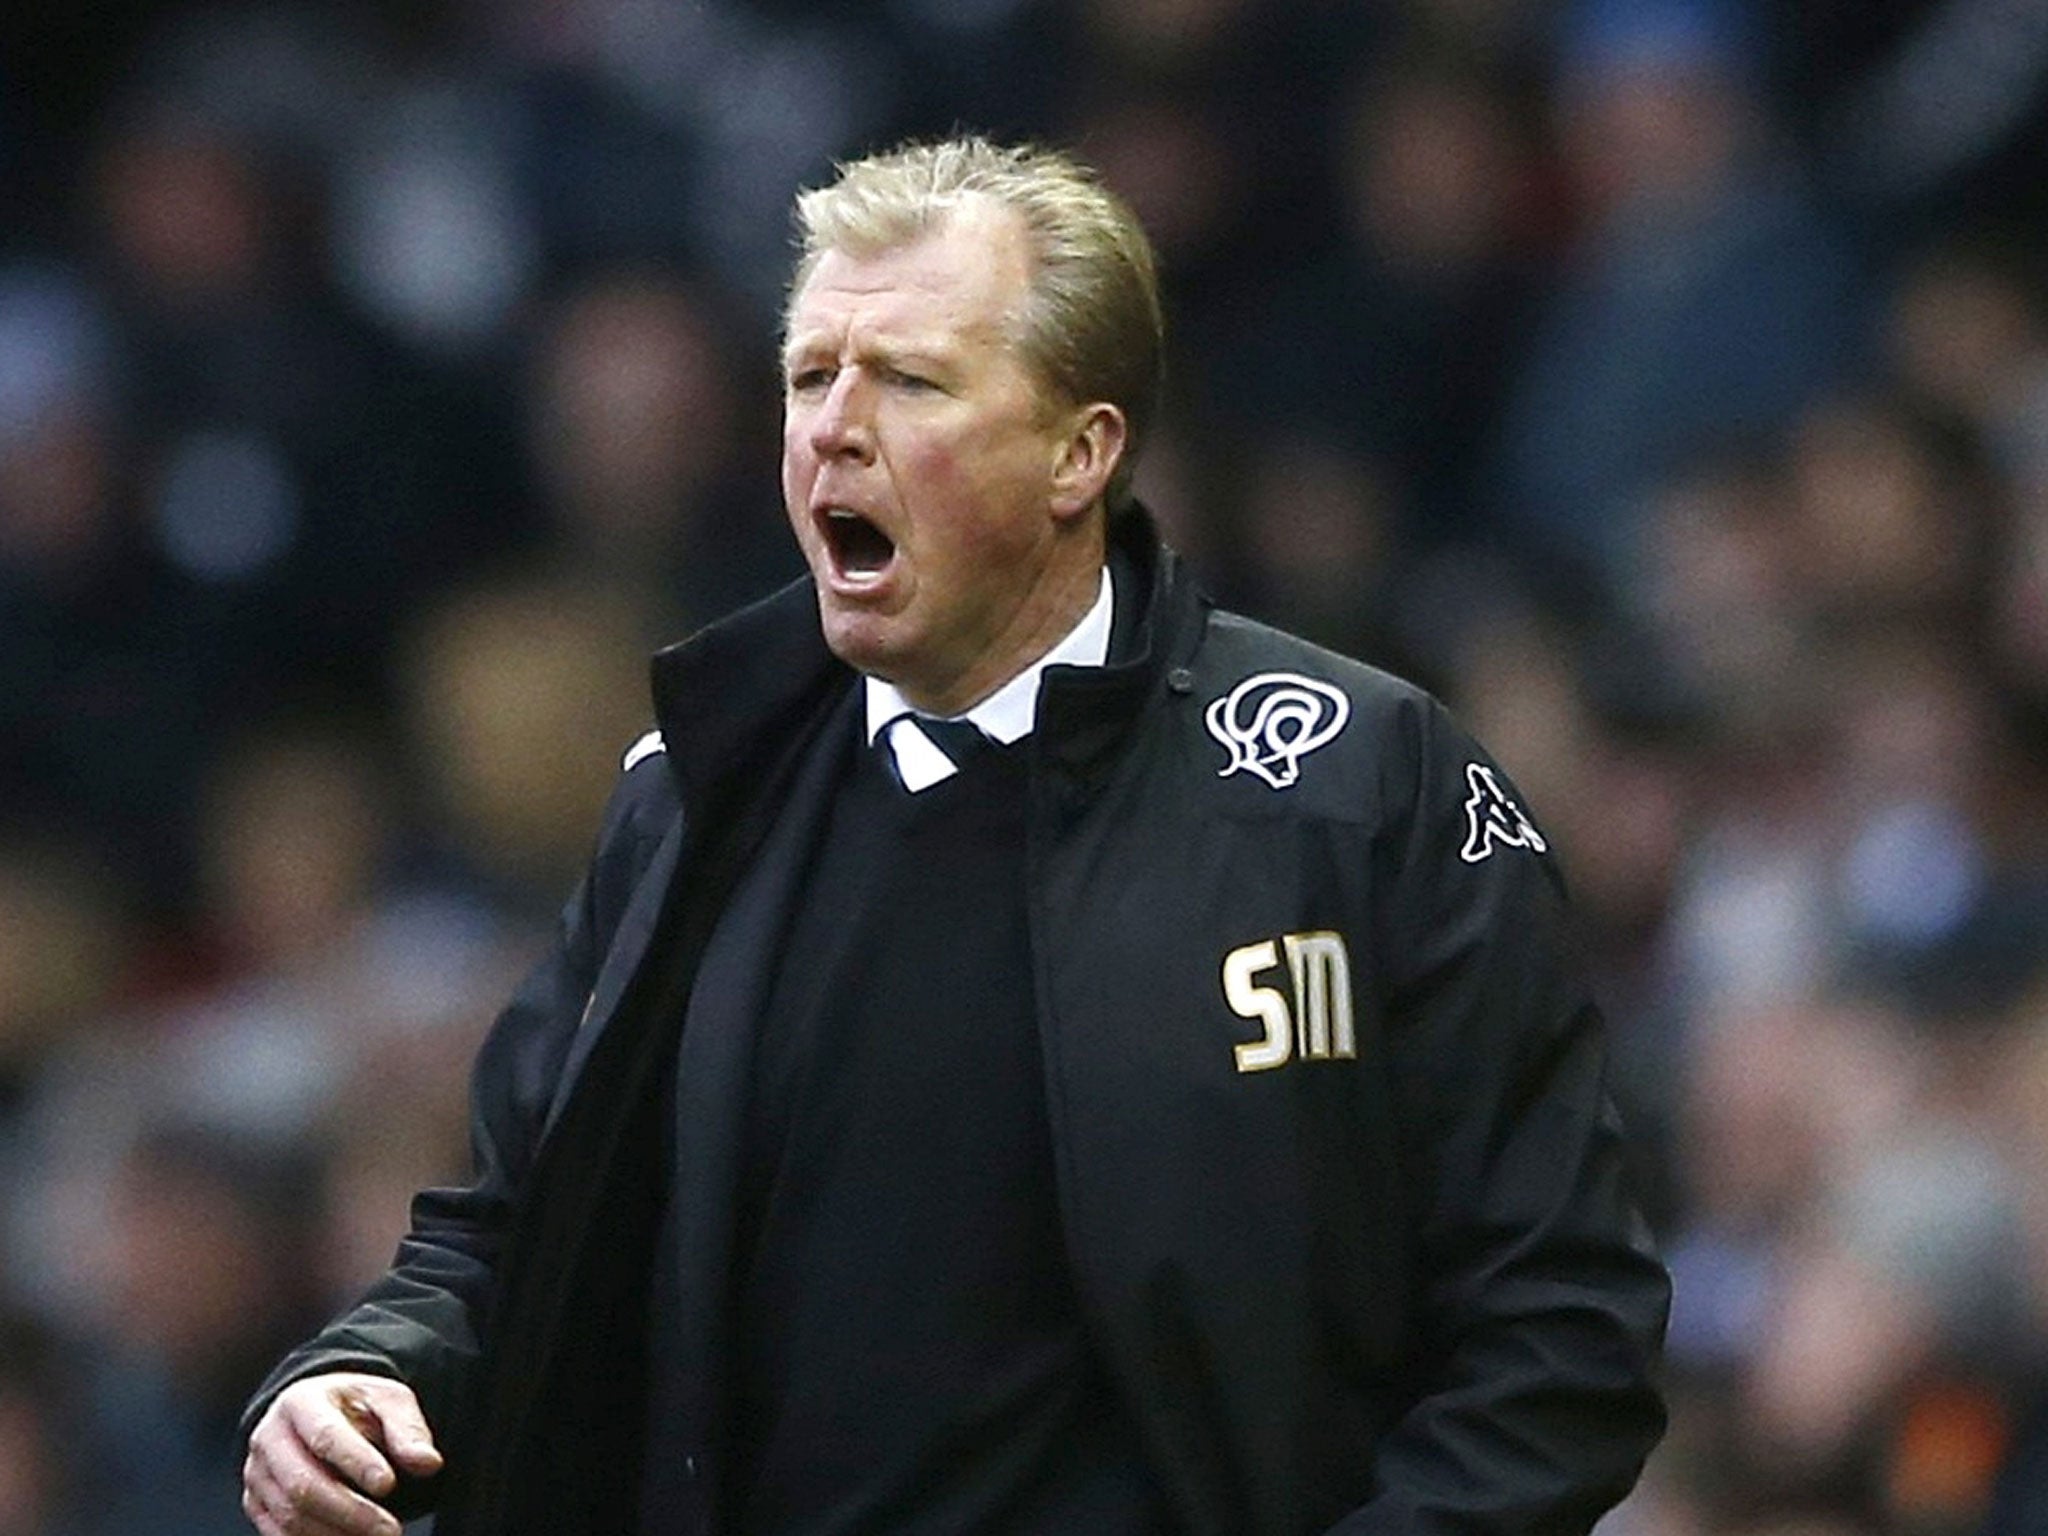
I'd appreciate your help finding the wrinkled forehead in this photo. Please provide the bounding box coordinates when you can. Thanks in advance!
[783,197,1035,352]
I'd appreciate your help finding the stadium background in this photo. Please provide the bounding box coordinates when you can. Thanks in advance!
[2,0,2047,1531]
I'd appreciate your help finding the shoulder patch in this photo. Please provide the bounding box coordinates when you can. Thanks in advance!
[621,729,666,773]
[1459,763,1548,862]
[1204,671,1351,790]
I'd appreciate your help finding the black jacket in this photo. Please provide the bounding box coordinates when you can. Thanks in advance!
[246,513,1669,1535]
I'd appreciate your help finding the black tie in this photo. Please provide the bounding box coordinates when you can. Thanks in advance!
[876,714,992,792]
[915,715,990,771]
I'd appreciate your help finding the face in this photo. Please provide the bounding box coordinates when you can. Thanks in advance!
[781,199,1118,715]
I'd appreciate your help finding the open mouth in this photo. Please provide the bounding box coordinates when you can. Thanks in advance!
[824,508,896,579]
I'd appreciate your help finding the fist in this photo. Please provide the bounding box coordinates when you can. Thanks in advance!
[242,1373,443,1536]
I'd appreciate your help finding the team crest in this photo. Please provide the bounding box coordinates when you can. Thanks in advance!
[1460,763,1548,862]
[1205,672,1351,790]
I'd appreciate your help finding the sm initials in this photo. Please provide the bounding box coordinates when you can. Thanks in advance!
[1222,931,1355,1072]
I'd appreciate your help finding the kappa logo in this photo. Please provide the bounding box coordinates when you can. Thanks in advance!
[1222,931,1355,1072]
[1459,763,1548,863]
[1205,672,1351,790]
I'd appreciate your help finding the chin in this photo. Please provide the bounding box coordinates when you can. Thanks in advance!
[816,602,899,677]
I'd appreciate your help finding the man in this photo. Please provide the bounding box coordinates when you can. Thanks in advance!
[240,137,1669,1536]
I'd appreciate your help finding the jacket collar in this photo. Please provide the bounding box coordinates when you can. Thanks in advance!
[649,576,843,824]
[1035,504,1205,792]
[648,503,1206,807]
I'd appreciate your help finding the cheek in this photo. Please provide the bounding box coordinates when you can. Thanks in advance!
[903,442,1041,557]
[781,436,813,520]
[899,436,972,501]
[780,486,821,572]
[780,421,809,489]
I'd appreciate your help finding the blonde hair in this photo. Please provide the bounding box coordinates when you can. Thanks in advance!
[787,136,1164,512]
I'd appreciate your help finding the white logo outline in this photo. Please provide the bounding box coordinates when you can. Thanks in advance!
[621,729,666,773]
[1459,762,1548,862]
[1204,671,1352,790]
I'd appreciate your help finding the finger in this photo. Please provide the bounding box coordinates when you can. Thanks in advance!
[243,1470,337,1536]
[347,1382,444,1476]
[242,1474,285,1536]
[280,1391,398,1498]
[251,1427,405,1536]
[249,1449,393,1536]
[249,1461,400,1536]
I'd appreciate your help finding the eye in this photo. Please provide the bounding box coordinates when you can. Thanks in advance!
[882,365,937,392]
[786,366,833,394]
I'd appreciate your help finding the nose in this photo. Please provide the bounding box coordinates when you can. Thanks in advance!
[808,370,874,462]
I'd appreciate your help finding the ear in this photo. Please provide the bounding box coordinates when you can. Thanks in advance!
[1048,403,1128,522]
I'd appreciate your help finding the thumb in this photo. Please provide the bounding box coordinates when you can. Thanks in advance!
[348,1382,444,1475]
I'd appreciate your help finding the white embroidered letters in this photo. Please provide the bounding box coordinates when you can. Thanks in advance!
[1222,931,1356,1073]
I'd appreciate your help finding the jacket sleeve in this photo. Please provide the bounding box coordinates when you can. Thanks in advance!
[236,755,675,1475]
[1332,698,1670,1535]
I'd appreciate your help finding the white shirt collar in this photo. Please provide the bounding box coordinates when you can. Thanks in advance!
[863,565,1114,749]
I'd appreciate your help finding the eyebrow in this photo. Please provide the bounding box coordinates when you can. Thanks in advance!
[780,335,958,376]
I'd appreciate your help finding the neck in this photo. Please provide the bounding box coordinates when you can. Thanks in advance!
[899,529,1106,717]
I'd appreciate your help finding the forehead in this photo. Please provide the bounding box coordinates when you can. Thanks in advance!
[785,198,1034,355]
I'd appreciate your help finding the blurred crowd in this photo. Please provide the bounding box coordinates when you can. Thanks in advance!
[1,0,2046,1532]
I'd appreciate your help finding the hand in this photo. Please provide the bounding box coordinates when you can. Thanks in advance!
[242,1372,444,1536]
